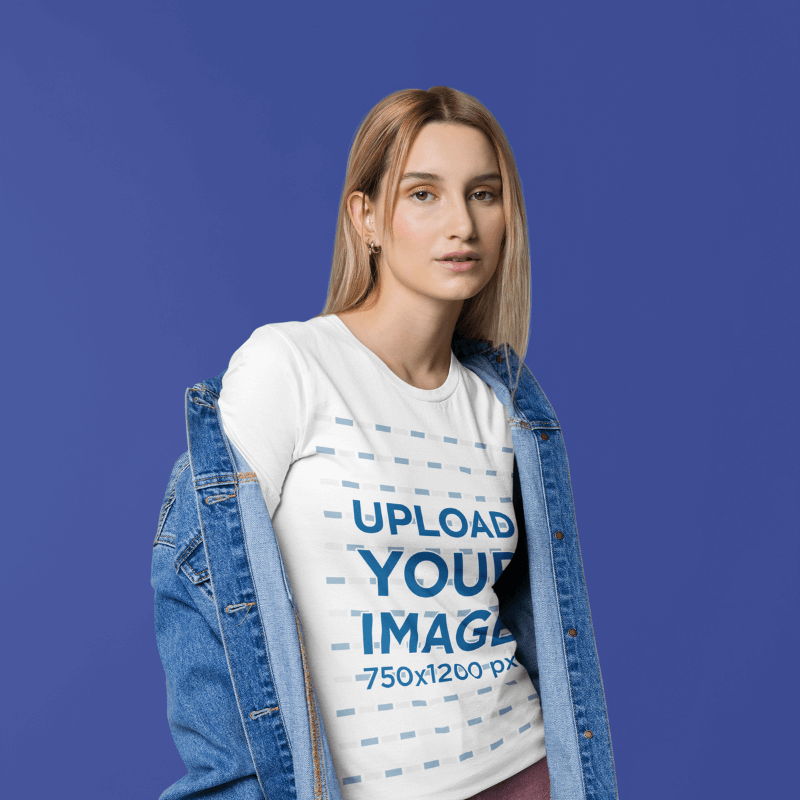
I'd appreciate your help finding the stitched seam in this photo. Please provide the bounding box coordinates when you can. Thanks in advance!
[186,393,269,800]
[535,431,588,798]
[509,419,560,432]
[156,498,175,535]
[181,563,210,583]
[154,459,192,544]
[188,380,309,795]
[317,697,329,800]
[208,395,298,774]
[175,531,204,574]
[203,538,269,799]
[209,394,303,778]
[154,537,176,549]
[225,435,297,769]
[199,392,292,772]
[550,556,588,798]
[559,431,620,798]
[194,475,238,489]
[294,607,323,800]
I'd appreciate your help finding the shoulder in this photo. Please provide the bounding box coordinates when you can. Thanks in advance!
[232,320,297,358]
[231,318,331,363]
[223,317,338,387]
[219,319,333,425]
[221,323,302,390]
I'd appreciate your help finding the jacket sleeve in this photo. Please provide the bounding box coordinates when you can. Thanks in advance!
[152,452,265,800]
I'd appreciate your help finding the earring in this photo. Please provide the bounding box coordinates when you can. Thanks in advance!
[368,240,381,255]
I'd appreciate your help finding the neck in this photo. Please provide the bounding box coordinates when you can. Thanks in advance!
[335,280,463,391]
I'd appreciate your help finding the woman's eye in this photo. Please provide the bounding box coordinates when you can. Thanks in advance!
[409,188,497,203]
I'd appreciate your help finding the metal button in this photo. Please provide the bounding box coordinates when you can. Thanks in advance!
[584,730,593,739]
[540,432,549,441]
[567,628,578,637]
[496,355,504,363]
[555,530,564,540]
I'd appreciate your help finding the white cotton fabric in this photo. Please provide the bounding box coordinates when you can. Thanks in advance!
[218,314,546,800]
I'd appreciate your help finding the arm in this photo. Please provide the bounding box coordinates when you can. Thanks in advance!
[216,323,307,520]
[151,452,265,800]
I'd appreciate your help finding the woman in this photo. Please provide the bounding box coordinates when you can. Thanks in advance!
[152,86,618,800]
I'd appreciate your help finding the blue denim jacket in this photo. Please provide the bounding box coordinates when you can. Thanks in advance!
[152,334,618,800]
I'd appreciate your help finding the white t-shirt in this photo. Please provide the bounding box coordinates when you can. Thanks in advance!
[218,314,546,800]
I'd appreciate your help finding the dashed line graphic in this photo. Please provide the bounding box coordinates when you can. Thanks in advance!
[332,682,538,720]
[313,412,514,457]
[337,700,538,786]
[318,473,513,506]
[314,445,513,481]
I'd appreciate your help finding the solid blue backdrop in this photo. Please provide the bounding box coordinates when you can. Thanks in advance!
[1,1,797,797]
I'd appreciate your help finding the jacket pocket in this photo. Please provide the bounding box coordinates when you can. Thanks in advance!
[175,532,214,600]
[154,451,191,548]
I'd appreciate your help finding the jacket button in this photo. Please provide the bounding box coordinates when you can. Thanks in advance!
[540,432,549,441]
[496,354,504,363]
[584,730,593,739]
[568,628,578,637]
[555,530,564,540]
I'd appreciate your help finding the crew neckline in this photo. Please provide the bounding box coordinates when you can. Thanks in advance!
[320,313,462,403]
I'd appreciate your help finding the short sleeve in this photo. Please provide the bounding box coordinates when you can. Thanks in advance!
[218,325,306,519]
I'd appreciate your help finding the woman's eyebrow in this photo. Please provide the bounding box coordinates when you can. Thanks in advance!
[400,171,502,183]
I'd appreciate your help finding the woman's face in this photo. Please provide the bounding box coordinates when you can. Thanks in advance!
[360,122,506,307]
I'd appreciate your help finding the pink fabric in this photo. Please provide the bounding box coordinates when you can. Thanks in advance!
[465,756,550,800]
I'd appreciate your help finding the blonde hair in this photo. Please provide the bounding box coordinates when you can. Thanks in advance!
[319,86,531,398]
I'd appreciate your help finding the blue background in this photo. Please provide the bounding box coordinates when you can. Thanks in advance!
[2,1,797,797]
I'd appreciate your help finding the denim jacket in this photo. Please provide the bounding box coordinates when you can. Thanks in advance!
[151,333,619,800]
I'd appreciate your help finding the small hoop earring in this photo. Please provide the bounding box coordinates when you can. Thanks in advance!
[368,240,381,255]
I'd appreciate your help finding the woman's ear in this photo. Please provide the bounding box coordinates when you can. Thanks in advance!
[346,190,377,244]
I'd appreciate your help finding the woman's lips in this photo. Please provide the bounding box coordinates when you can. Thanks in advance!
[436,258,478,272]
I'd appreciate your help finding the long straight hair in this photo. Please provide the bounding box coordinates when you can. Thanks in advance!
[319,86,531,402]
